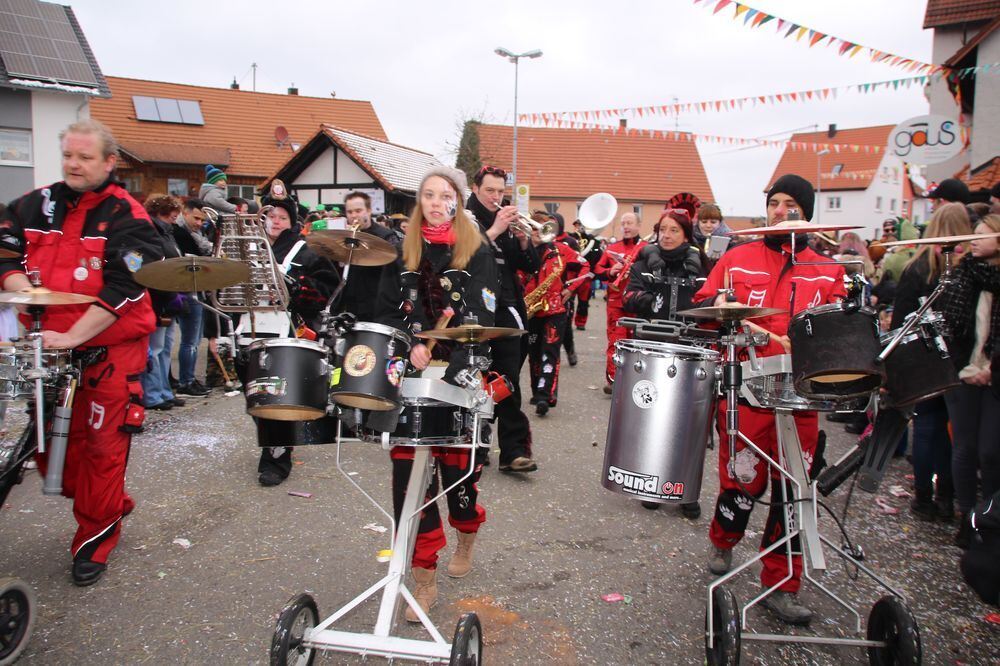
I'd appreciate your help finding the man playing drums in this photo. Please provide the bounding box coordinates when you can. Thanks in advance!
[696,174,845,625]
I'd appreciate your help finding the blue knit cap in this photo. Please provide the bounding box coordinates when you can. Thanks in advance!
[205,164,226,185]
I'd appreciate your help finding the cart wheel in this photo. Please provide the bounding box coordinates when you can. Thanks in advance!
[0,577,36,666]
[866,595,921,666]
[449,612,482,666]
[640,501,660,511]
[705,585,741,666]
[269,593,318,666]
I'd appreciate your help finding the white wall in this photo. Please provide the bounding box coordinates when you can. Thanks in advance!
[30,91,88,188]
[971,33,1000,172]
[819,154,909,240]
[927,27,972,182]
[294,145,335,185]
[335,150,369,182]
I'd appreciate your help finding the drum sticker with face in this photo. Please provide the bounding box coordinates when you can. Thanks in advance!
[631,379,658,409]
[329,367,341,387]
[385,358,405,387]
[246,377,287,397]
[344,345,377,377]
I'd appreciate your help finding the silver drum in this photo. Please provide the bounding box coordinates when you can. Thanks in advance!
[602,340,719,505]
[0,344,72,401]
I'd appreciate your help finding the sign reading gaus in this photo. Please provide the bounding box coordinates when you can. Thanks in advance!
[887,115,964,165]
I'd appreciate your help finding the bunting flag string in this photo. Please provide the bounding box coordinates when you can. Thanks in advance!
[519,63,998,125]
[518,118,886,154]
[691,0,937,73]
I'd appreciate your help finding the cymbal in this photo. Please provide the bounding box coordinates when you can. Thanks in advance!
[134,256,249,292]
[874,231,1000,247]
[306,229,397,266]
[0,287,97,306]
[677,303,786,322]
[728,221,864,237]
[415,325,526,344]
[0,248,19,259]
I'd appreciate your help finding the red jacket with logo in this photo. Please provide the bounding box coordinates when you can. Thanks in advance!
[0,180,161,347]
[594,236,646,306]
[694,239,846,357]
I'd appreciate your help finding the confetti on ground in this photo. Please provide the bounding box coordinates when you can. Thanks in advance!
[363,523,388,534]
[587,385,599,390]
[985,613,1000,625]
[172,538,192,549]
[224,390,241,397]
[888,485,911,498]
[874,497,900,515]
[157,572,167,579]
[376,549,393,562]
[287,491,313,499]
[602,592,629,603]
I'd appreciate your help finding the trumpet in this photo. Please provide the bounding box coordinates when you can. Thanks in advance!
[492,201,558,243]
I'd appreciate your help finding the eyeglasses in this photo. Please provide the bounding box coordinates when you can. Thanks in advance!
[476,165,507,180]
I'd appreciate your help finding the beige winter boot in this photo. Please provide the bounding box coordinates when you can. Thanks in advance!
[405,566,438,623]
[446,531,477,578]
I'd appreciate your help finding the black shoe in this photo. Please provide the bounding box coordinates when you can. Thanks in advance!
[844,421,867,435]
[681,502,702,520]
[567,352,578,367]
[72,559,107,586]
[170,397,186,407]
[602,384,613,395]
[955,514,972,549]
[825,412,854,423]
[535,402,549,416]
[176,382,210,397]
[910,497,937,522]
[148,401,173,411]
[576,326,585,331]
[258,471,286,487]
[475,446,490,467]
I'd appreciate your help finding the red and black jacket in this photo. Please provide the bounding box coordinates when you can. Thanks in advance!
[0,179,161,347]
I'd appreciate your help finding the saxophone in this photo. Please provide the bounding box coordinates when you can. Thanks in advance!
[525,254,564,319]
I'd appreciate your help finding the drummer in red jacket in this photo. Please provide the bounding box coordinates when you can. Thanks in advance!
[695,174,845,626]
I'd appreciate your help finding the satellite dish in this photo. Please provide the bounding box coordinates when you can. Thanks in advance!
[274,126,289,146]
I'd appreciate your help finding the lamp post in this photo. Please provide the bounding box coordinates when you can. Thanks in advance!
[495,47,543,187]
[816,148,831,224]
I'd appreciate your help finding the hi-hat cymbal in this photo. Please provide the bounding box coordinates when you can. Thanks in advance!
[874,231,1000,247]
[134,256,249,292]
[677,303,786,322]
[306,229,397,266]
[0,287,97,306]
[0,248,19,259]
[729,221,864,236]
[415,325,526,344]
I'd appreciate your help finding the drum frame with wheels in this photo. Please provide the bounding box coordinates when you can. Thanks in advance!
[271,376,492,664]
[705,323,920,664]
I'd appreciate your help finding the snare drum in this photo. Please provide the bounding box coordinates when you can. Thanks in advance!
[362,397,471,447]
[331,322,410,411]
[880,314,959,407]
[741,354,869,412]
[602,340,718,504]
[789,303,884,399]
[0,343,71,401]
[244,338,331,421]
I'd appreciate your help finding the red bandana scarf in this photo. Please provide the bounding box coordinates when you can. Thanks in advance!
[421,220,456,245]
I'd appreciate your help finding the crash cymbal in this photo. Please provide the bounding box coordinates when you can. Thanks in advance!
[728,221,864,236]
[0,287,97,306]
[306,229,397,266]
[134,256,250,292]
[415,325,526,344]
[873,231,1000,247]
[0,248,19,259]
[677,303,786,322]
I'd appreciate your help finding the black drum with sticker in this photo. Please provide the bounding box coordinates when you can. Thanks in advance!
[331,322,411,411]
[244,338,332,421]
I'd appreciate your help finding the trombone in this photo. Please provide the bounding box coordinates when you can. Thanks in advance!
[492,201,558,243]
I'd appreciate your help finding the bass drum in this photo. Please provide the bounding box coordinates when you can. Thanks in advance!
[256,414,342,447]
[602,340,718,505]
[880,314,960,407]
[243,338,330,421]
[789,303,884,399]
[331,322,411,411]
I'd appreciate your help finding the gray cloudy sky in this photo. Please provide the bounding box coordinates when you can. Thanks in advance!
[67,0,934,215]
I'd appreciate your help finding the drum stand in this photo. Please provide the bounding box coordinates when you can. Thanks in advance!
[705,321,919,665]
[269,375,493,664]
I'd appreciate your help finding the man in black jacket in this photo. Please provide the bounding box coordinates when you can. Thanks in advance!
[467,165,540,472]
[337,191,400,322]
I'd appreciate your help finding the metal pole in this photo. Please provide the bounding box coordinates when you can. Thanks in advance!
[512,57,519,187]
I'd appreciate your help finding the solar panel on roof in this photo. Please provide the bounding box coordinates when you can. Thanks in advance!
[0,0,99,86]
[132,95,205,126]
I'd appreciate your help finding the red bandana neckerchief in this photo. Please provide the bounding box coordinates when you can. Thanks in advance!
[421,220,456,245]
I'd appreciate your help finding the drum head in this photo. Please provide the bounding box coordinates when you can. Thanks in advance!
[331,392,398,411]
[248,404,326,421]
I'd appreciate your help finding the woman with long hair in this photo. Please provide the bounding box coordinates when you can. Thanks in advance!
[891,202,973,522]
[376,166,498,623]
[941,214,1000,547]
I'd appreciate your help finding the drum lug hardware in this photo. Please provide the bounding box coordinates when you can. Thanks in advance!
[412,411,422,434]
[634,360,645,373]
[805,318,813,337]
[666,364,677,378]
[612,352,623,367]
[695,367,708,380]
[258,350,268,369]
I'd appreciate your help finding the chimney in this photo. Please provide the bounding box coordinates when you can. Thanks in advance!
[288,85,299,96]
[230,78,239,90]
[619,118,627,129]
[827,123,837,138]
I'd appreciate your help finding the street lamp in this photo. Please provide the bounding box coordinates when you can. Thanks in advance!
[816,148,831,224]
[495,47,543,187]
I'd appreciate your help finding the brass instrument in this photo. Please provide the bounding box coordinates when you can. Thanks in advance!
[525,254,564,318]
[611,248,639,292]
[207,206,290,313]
[492,201,558,243]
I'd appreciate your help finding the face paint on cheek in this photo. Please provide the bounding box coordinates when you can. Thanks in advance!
[444,199,458,221]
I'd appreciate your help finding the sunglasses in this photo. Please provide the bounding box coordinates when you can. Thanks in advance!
[476,165,507,180]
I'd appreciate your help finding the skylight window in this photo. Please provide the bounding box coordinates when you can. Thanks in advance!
[831,164,844,176]
[132,96,205,125]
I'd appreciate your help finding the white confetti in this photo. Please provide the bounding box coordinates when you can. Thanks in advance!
[172,538,192,549]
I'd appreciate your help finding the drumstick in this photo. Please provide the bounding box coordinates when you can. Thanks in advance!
[745,320,792,353]
[210,345,233,386]
[424,307,455,354]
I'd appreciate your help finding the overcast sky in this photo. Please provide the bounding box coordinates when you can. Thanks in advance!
[66,0,934,215]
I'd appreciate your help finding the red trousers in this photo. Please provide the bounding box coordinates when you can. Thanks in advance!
[605,298,628,384]
[391,446,486,570]
[36,338,147,564]
[708,402,818,593]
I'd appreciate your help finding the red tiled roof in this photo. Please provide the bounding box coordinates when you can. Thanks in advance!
[767,125,894,192]
[963,156,1000,191]
[91,76,387,178]
[119,140,230,167]
[475,123,714,203]
[924,0,1000,28]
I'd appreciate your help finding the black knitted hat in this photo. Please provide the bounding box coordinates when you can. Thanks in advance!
[767,174,815,221]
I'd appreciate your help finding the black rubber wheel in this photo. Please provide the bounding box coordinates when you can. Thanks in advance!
[269,593,318,666]
[640,500,661,511]
[0,577,35,666]
[867,595,921,665]
[449,612,482,666]
[705,585,741,666]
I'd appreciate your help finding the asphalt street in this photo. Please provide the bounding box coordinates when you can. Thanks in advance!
[1,297,998,665]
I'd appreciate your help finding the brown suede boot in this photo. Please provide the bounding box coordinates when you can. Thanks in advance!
[446,531,477,578]
[405,566,438,623]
